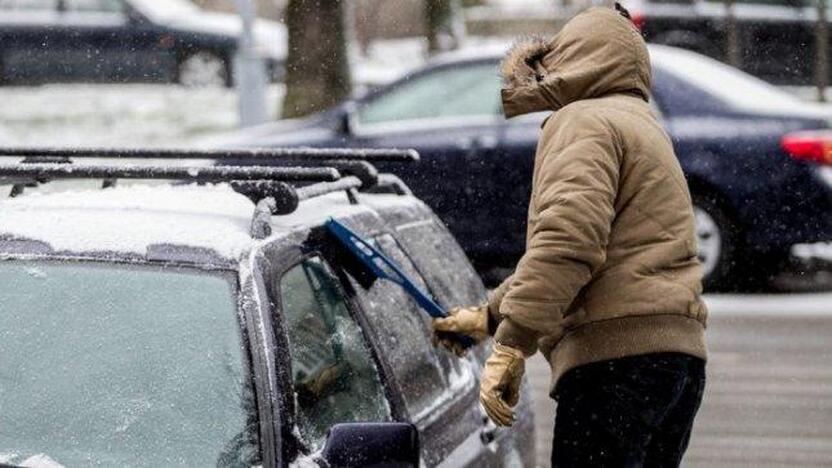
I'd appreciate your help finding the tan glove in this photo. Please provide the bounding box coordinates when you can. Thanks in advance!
[432,304,490,356]
[479,343,526,426]
[296,363,346,405]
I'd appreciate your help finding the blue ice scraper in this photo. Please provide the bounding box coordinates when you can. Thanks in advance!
[325,218,475,349]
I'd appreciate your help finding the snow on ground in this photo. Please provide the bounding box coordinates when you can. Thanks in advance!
[0,84,284,148]
[0,37,511,149]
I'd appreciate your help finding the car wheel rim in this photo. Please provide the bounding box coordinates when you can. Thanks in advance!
[694,206,722,279]
[179,52,226,87]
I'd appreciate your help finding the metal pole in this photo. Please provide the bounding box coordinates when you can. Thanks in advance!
[234,0,269,127]
[816,0,828,102]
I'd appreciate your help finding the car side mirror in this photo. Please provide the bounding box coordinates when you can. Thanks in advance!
[322,422,419,468]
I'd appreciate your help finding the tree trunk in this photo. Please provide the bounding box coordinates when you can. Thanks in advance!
[425,0,464,55]
[816,0,828,102]
[281,0,352,119]
[725,0,741,68]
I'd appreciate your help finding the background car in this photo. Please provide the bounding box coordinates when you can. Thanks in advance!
[0,149,535,467]
[210,44,832,289]
[0,0,286,86]
[624,0,829,85]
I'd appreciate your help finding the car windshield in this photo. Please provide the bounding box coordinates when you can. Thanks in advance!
[0,260,259,467]
[650,45,819,116]
[127,0,198,21]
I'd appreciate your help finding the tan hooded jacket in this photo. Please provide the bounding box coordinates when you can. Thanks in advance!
[490,7,707,390]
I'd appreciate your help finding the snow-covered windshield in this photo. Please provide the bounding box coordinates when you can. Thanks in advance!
[127,0,199,21]
[0,260,260,467]
[650,45,811,116]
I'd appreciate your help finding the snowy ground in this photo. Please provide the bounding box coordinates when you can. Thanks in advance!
[528,292,832,467]
[0,84,284,148]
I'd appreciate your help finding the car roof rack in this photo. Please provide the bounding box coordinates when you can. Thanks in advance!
[0,147,419,239]
[0,146,418,162]
[0,146,418,191]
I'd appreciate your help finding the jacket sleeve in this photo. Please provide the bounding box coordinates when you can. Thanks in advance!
[486,273,514,335]
[494,115,621,355]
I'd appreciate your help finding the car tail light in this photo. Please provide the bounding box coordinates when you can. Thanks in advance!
[781,131,832,165]
[631,11,646,30]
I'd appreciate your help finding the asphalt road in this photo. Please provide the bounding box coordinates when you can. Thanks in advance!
[527,292,832,467]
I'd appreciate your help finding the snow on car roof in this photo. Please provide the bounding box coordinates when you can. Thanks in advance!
[0,183,374,261]
[648,44,832,118]
[428,40,509,66]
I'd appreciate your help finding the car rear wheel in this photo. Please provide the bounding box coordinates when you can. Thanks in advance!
[693,193,788,291]
[177,51,229,88]
[693,194,738,290]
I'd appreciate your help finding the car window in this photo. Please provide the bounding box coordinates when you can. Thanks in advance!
[358,63,502,125]
[393,219,487,311]
[0,0,57,10]
[279,257,391,452]
[0,261,260,467]
[342,234,473,421]
[63,0,122,12]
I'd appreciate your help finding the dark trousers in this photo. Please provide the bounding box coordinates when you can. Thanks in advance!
[551,352,706,468]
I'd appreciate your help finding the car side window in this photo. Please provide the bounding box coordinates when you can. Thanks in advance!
[357,63,502,125]
[342,234,473,421]
[0,0,57,10]
[278,257,391,452]
[393,219,487,310]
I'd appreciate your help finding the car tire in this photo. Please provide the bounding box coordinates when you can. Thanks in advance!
[177,51,230,88]
[692,193,738,291]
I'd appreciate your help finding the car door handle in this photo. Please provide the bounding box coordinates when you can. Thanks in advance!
[458,135,498,151]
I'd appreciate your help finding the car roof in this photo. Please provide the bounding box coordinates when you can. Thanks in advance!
[427,41,680,66]
[0,183,393,265]
[427,40,509,66]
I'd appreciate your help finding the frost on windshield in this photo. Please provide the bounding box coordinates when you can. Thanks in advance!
[280,257,391,451]
[0,261,260,467]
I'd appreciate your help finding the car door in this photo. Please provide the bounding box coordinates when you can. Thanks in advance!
[349,61,504,257]
[53,0,137,82]
[491,111,544,264]
[0,0,62,84]
[269,246,402,462]
[324,214,497,467]
[390,214,536,467]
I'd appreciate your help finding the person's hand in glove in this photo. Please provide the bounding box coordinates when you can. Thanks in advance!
[296,363,347,407]
[480,343,527,426]
[432,304,490,356]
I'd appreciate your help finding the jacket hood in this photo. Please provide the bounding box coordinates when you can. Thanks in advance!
[500,7,651,118]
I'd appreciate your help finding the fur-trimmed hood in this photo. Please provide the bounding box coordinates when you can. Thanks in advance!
[500,7,651,118]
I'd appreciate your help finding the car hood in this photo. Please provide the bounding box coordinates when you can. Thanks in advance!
[166,12,287,59]
[197,112,339,149]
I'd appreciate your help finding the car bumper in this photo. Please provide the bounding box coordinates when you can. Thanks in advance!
[745,165,832,251]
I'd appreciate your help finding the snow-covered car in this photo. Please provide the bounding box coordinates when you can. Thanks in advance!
[0,148,534,467]
[0,0,286,87]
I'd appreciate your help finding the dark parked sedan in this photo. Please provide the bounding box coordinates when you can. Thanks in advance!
[625,0,831,85]
[212,45,832,289]
[0,0,286,87]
